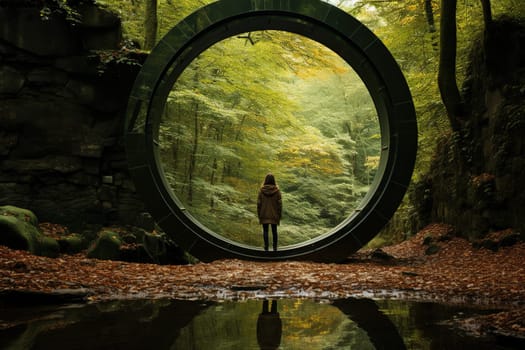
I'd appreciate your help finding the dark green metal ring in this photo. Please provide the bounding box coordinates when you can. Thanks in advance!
[125,0,417,262]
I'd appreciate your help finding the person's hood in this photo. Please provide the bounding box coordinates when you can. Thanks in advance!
[261,184,279,196]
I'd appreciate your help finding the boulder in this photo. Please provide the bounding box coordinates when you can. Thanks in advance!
[57,233,85,255]
[77,4,121,29]
[36,235,60,258]
[0,214,34,251]
[115,227,189,265]
[143,231,189,265]
[77,4,122,50]
[86,230,122,260]
[0,205,59,257]
[0,8,82,56]
[0,205,38,226]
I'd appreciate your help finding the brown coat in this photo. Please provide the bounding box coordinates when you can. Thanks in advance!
[257,185,282,225]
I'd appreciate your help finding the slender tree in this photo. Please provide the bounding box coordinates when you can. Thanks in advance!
[480,0,492,28]
[425,0,436,32]
[437,0,464,131]
[144,0,158,50]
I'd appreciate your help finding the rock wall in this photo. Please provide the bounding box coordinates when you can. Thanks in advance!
[0,3,148,231]
[418,18,525,239]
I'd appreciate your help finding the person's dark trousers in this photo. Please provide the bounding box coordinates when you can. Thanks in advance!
[262,224,278,251]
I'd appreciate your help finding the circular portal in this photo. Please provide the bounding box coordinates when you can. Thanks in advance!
[125,0,417,262]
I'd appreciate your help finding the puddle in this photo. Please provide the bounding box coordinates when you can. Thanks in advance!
[0,298,520,349]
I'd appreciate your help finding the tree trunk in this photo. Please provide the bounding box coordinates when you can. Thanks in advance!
[210,158,217,209]
[425,0,436,32]
[144,0,158,50]
[480,0,492,29]
[437,0,464,131]
[425,0,439,50]
[188,103,199,205]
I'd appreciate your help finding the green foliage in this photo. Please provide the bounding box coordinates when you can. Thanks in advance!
[94,0,213,50]
[39,0,88,23]
[90,49,142,75]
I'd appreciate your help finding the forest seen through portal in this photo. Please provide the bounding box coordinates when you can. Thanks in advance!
[158,31,381,247]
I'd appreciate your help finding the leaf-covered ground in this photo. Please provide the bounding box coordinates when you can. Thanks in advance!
[1,224,524,339]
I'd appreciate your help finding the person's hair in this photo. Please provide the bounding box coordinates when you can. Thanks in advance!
[263,173,276,186]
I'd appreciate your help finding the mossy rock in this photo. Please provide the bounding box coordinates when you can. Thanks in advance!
[142,231,166,262]
[0,206,59,257]
[143,231,189,265]
[0,215,35,251]
[36,235,60,258]
[0,205,39,226]
[57,234,85,254]
[86,230,122,260]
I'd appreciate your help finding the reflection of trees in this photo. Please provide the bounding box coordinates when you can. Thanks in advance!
[158,31,381,247]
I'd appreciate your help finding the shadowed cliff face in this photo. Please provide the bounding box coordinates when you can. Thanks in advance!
[418,19,525,239]
[0,3,148,230]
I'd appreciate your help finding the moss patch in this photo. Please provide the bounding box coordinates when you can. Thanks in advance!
[0,205,59,257]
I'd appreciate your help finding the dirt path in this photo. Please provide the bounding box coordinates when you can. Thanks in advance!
[1,224,524,339]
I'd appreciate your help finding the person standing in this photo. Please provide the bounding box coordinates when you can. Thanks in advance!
[257,173,282,251]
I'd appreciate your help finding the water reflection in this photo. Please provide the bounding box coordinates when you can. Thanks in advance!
[333,299,406,350]
[257,300,282,350]
[0,298,514,349]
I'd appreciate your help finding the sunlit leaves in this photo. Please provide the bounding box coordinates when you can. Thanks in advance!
[277,129,345,176]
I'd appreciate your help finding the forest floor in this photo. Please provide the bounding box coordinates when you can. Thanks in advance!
[0,223,524,340]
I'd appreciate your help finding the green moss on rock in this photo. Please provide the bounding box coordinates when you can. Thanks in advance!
[58,233,85,254]
[36,235,60,258]
[0,205,39,226]
[86,230,122,260]
[0,205,59,257]
[0,215,34,251]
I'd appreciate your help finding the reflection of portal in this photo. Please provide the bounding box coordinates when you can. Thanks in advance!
[257,300,282,350]
[333,298,407,350]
